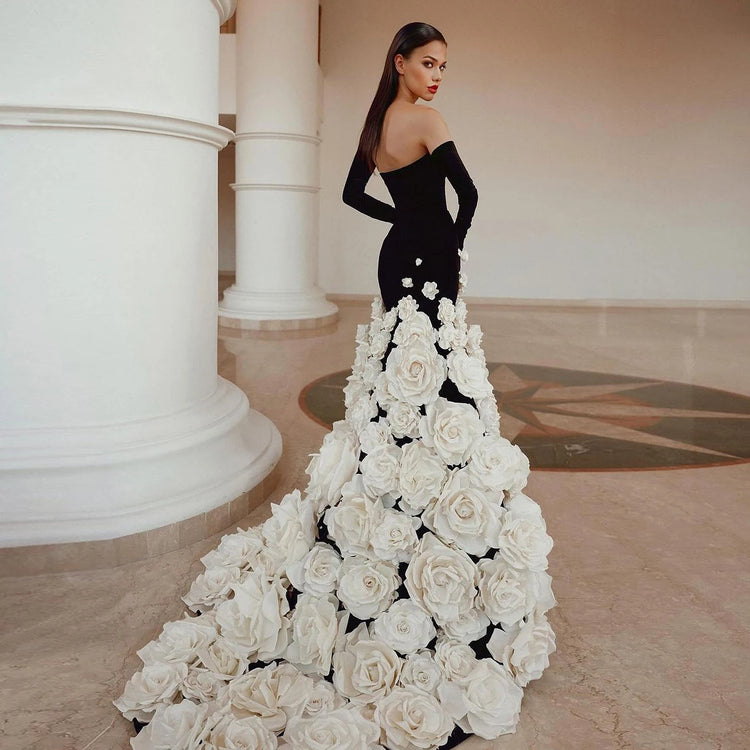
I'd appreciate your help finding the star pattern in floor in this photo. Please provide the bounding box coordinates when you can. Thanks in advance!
[299,362,750,470]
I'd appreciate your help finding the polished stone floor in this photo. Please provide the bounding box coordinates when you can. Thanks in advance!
[2,298,749,749]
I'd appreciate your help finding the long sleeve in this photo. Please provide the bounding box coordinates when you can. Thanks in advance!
[430,140,479,250]
[341,151,396,223]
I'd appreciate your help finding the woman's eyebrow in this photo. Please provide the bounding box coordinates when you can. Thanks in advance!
[422,55,448,63]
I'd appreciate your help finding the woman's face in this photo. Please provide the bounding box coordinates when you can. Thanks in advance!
[395,40,448,101]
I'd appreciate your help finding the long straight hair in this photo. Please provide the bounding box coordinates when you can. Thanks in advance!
[356,22,447,172]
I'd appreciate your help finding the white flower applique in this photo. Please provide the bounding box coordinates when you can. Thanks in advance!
[421,281,439,300]
[402,277,413,288]
[415,257,423,266]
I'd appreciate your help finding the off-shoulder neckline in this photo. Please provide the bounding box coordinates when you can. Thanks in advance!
[378,139,455,176]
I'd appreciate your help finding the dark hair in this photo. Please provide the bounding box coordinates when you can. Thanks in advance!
[356,22,447,172]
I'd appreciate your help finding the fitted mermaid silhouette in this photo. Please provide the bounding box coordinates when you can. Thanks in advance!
[342,139,478,328]
[114,133,557,750]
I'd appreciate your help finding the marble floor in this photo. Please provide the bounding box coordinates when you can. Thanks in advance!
[2,297,750,749]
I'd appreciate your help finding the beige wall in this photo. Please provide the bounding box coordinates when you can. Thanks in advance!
[316,0,750,301]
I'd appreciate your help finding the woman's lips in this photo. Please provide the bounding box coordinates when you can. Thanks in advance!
[428,86,438,92]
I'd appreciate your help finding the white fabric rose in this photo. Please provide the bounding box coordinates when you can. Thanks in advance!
[344,374,369,408]
[371,296,385,320]
[404,532,477,623]
[182,666,224,703]
[505,444,530,496]
[433,635,480,686]
[286,542,342,596]
[299,676,347,717]
[205,714,277,750]
[113,662,188,722]
[285,593,340,676]
[360,443,402,499]
[447,348,493,399]
[224,661,313,734]
[384,340,446,408]
[476,394,501,436]
[422,469,501,556]
[398,440,447,516]
[346,392,379,435]
[420,397,483,466]
[282,706,382,750]
[332,622,402,704]
[401,277,413,288]
[465,324,483,356]
[136,614,218,666]
[466,435,521,493]
[421,281,439,300]
[396,295,418,321]
[369,508,420,564]
[359,418,394,455]
[437,322,468,351]
[488,611,557,687]
[337,556,400,620]
[437,298,456,324]
[382,307,398,331]
[215,573,290,663]
[324,482,384,558]
[439,606,491,644]
[385,400,421,439]
[454,297,467,324]
[261,490,316,574]
[452,659,523,739]
[374,685,453,750]
[373,369,401,411]
[371,599,437,655]
[399,649,443,697]
[392,311,437,347]
[362,356,384,389]
[477,553,555,627]
[195,636,249,680]
[305,420,360,513]
[368,327,392,360]
[415,257,423,266]
[183,566,242,613]
[497,493,554,572]
[130,699,210,750]
[200,527,264,571]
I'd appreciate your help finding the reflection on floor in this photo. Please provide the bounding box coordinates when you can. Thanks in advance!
[301,362,750,470]
[2,298,749,749]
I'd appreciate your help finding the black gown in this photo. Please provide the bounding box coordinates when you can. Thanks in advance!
[342,139,479,329]
[113,136,557,750]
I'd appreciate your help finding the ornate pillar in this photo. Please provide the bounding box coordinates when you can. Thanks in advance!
[0,0,281,547]
[219,0,338,329]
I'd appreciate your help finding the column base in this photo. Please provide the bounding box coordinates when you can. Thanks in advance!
[219,285,339,330]
[0,377,282,548]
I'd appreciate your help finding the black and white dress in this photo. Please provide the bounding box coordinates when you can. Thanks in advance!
[113,139,557,750]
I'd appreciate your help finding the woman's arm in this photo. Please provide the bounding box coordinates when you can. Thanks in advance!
[422,108,478,250]
[431,140,478,251]
[341,151,397,223]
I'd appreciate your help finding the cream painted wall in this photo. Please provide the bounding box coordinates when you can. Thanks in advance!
[315,0,750,301]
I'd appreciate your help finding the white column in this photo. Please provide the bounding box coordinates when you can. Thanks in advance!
[0,0,281,546]
[219,0,338,329]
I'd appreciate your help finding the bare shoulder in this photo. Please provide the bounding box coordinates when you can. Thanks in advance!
[417,106,452,150]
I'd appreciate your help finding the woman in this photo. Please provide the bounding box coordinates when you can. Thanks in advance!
[341,24,478,329]
[114,22,556,750]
